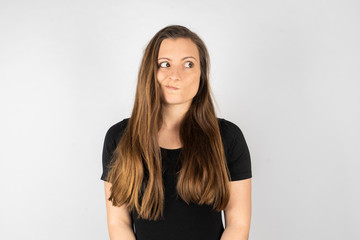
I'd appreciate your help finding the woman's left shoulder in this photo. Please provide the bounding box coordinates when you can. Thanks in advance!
[217,118,245,139]
[217,118,252,180]
[217,118,249,151]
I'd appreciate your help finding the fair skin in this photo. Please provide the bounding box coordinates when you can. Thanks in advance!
[104,181,135,240]
[221,178,252,240]
[157,38,201,148]
[104,37,251,239]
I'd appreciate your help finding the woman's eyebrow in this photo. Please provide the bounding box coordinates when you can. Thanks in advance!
[158,56,198,62]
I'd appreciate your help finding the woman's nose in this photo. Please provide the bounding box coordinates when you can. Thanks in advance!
[169,65,182,80]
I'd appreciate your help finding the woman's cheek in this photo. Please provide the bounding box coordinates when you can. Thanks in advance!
[157,71,166,83]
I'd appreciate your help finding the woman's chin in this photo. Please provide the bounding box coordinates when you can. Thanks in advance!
[162,99,192,108]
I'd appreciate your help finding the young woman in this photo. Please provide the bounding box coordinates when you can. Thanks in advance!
[101,25,252,240]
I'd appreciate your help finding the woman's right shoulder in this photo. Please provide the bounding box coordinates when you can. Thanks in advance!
[104,118,130,144]
[101,118,130,182]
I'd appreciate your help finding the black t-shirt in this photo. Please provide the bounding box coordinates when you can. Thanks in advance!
[101,118,252,240]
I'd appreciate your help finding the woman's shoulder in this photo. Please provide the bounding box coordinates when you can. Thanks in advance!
[217,118,244,137]
[217,118,247,149]
[104,118,130,144]
[104,117,246,147]
[217,118,252,180]
[217,117,240,128]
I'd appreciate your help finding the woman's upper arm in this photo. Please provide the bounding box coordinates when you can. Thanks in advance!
[224,178,252,228]
[104,181,133,228]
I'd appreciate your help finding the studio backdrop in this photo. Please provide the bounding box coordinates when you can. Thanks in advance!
[0,0,359,239]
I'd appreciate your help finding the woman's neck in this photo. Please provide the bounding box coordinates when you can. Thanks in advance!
[161,103,190,130]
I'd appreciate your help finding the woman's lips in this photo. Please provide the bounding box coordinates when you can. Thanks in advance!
[166,86,179,90]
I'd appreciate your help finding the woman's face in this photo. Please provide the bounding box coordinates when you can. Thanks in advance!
[157,38,201,108]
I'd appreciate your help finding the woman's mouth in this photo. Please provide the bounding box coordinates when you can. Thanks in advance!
[166,85,179,90]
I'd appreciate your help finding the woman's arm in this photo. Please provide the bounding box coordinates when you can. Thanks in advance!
[104,181,136,240]
[221,178,252,240]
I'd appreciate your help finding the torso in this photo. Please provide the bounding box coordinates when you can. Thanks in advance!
[132,148,224,240]
[102,117,252,240]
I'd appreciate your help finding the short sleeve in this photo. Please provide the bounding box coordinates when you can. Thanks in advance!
[219,119,252,181]
[100,118,129,182]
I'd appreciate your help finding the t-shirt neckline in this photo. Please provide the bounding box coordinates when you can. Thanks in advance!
[160,147,182,151]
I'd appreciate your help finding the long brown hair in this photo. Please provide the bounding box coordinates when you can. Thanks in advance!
[106,25,231,220]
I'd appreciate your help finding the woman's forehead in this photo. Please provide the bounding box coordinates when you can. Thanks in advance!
[158,38,199,60]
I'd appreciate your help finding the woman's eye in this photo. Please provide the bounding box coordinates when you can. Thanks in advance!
[159,62,170,68]
[184,61,194,68]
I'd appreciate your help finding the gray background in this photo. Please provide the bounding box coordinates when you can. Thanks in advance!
[1,0,359,239]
